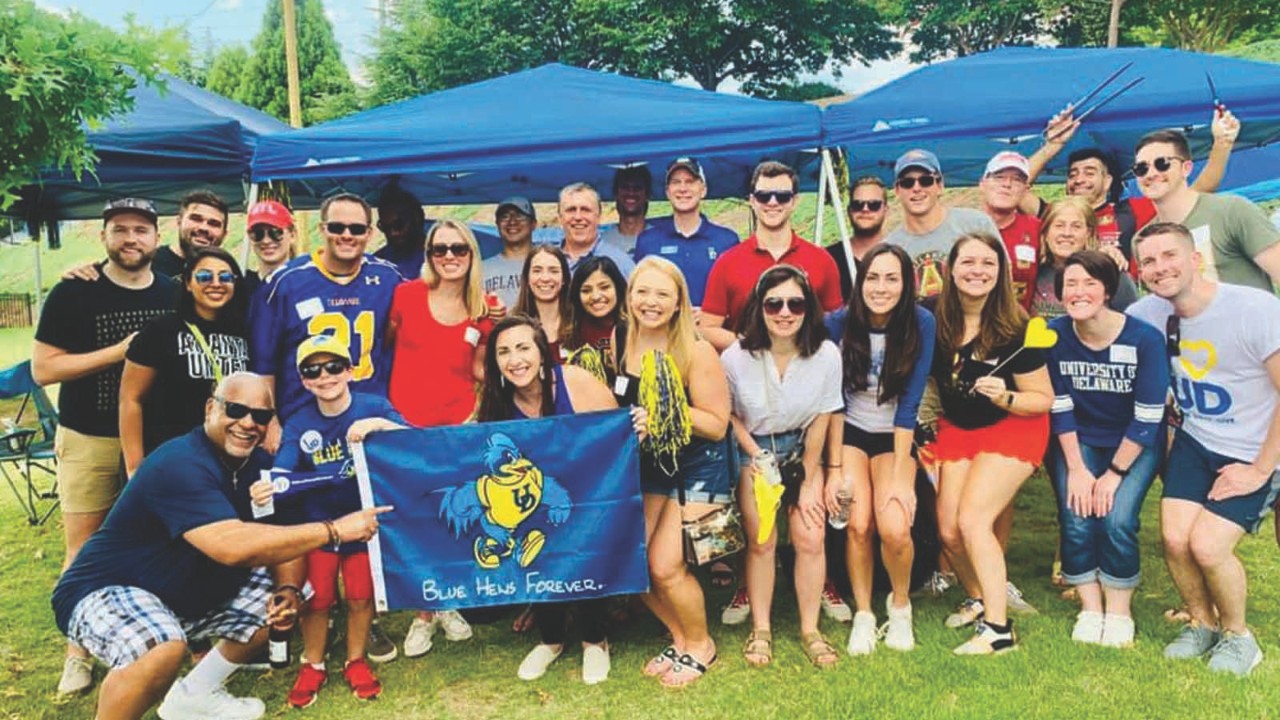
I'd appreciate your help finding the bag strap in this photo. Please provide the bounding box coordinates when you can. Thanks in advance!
[185,321,224,384]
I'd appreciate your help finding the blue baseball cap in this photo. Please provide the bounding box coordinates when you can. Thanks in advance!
[894,149,942,178]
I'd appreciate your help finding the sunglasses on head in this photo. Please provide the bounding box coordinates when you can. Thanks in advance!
[216,397,275,425]
[896,174,939,190]
[429,243,472,258]
[193,269,237,285]
[250,226,286,244]
[850,200,884,212]
[762,297,806,316]
[324,222,370,236]
[1132,156,1185,178]
[1166,315,1181,357]
[751,190,796,205]
[299,359,351,380]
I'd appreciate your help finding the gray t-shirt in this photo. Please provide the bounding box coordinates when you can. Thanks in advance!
[885,207,1001,298]
[600,223,649,258]
[1127,283,1280,463]
[481,252,529,308]
[1179,193,1280,292]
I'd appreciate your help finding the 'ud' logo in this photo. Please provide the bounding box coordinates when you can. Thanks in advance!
[1173,378,1232,417]
[512,486,538,513]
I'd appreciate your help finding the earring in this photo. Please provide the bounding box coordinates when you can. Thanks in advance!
[500,375,506,388]
[539,366,545,380]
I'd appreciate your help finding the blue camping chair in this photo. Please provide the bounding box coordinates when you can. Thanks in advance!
[0,361,59,525]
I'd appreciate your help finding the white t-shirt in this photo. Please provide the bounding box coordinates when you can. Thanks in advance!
[1127,283,1280,464]
[845,331,895,433]
[722,339,844,436]
[481,252,528,309]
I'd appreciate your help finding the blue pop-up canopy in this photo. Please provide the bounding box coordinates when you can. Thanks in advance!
[823,46,1280,190]
[250,63,823,204]
[13,73,289,222]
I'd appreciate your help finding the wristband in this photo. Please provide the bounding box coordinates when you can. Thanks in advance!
[274,584,302,596]
[1107,462,1129,477]
[1005,392,1015,408]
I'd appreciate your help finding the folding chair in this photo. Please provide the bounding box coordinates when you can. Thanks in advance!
[0,361,59,525]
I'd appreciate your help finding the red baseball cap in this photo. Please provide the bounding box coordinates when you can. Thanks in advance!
[247,200,294,229]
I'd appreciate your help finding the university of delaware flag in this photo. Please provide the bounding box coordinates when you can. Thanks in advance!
[353,408,648,612]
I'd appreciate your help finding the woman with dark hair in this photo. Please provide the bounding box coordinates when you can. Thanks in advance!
[931,232,1053,655]
[474,315,622,683]
[566,255,628,366]
[722,264,843,668]
[513,246,573,362]
[1046,250,1168,648]
[837,244,935,656]
[119,246,250,476]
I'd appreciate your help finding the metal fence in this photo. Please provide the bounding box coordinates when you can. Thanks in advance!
[0,294,32,328]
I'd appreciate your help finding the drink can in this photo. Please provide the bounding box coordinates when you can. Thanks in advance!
[753,449,782,486]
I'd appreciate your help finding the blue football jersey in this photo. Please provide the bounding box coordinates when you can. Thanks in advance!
[249,252,403,423]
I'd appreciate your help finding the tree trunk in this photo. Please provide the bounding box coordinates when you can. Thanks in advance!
[1107,0,1126,47]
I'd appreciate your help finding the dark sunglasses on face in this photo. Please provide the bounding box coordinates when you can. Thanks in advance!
[1132,156,1184,178]
[429,243,472,258]
[1166,315,1181,357]
[299,359,351,380]
[762,297,806,316]
[325,222,370,236]
[250,226,286,244]
[216,397,275,425]
[193,269,237,285]
[850,200,884,212]
[751,190,796,205]
[896,174,939,190]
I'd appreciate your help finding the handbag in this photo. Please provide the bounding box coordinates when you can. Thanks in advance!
[679,439,745,566]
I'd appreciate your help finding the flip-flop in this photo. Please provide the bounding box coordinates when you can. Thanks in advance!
[709,561,735,588]
[660,650,717,688]
[643,646,679,677]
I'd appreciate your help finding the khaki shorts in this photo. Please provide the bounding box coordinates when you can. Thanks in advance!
[55,426,125,513]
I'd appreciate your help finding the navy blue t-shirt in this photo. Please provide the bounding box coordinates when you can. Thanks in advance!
[52,428,272,633]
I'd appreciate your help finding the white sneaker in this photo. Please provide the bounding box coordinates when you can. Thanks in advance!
[403,616,436,658]
[721,588,750,625]
[945,597,985,628]
[435,610,474,642]
[821,583,853,623]
[517,644,563,681]
[157,680,265,720]
[582,643,611,685]
[882,596,915,652]
[1006,581,1038,615]
[1099,614,1135,648]
[846,611,877,656]
[56,656,94,695]
[1072,611,1105,645]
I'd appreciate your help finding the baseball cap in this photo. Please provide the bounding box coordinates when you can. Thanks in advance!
[247,200,294,230]
[295,335,351,371]
[984,151,1031,178]
[894,149,942,178]
[666,157,706,184]
[103,198,158,225]
[496,196,536,221]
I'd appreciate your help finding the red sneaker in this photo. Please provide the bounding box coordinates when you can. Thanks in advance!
[343,658,382,701]
[287,664,327,709]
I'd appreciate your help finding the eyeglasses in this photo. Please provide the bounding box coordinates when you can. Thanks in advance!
[299,359,351,380]
[324,222,370,236]
[762,297,806,316]
[215,397,275,425]
[429,243,472,258]
[250,226,286,244]
[193,269,237,285]
[850,200,884,212]
[1131,156,1185,178]
[896,175,939,190]
[751,190,796,205]
[1166,315,1181,357]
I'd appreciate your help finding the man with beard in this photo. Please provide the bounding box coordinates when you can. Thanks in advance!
[373,187,430,280]
[600,166,653,256]
[827,176,889,301]
[33,198,180,696]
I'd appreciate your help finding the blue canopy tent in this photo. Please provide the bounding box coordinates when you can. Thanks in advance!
[250,63,824,205]
[822,46,1280,190]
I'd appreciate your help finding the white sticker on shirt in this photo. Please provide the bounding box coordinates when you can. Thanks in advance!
[1190,224,1217,281]
[1109,344,1138,364]
[464,326,482,347]
[660,245,679,255]
[1014,244,1036,263]
[295,297,324,320]
[614,375,630,397]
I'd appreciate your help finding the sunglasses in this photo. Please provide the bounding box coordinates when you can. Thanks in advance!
[299,359,351,380]
[1166,315,1181,357]
[193,269,237,285]
[751,190,796,205]
[896,175,939,190]
[429,243,472,258]
[250,226,286,244]
[215,397,275,425]
[850,200,884,212]
[1131,156,1185,178]
[762,297,806,316]
[325,222,370,236]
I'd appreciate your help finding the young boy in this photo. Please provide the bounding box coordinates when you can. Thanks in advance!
[261,335,405,708]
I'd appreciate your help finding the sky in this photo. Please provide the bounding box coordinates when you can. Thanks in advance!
[42,0,916,94]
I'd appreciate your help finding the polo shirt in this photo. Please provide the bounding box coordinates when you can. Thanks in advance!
[634,214,740,306]
[562,237,636,278]
[702,232,843,330]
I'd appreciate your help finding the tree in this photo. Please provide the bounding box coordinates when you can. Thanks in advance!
[755,81,846,103]
[204,45,251,101]
[237,0,358,125]
[1129,0,1280,52]
[877,0,1048,63]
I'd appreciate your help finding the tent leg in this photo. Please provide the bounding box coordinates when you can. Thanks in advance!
[815,154,827,244]
[32,223,43,324]
[242,183,259,273]
[822,148,856,287]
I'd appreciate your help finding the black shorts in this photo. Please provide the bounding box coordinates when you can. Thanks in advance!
[843,422,895,459]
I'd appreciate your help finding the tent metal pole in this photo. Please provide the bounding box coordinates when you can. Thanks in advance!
[242,183,259,273]
[822,148,856,286]
[815,151,828,244]
[32,222,43,323]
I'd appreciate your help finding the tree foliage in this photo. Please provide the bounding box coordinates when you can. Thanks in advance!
[877,0,1047,62]
[204,45,251,101]
[1127,0,1280,52]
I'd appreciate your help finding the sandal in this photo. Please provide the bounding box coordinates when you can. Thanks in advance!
[801,632,839,669]
[709,561,735,588]
[660,650,717,688]
[643,646,679,677]
[743,629,772,667]
[512,605,535,634]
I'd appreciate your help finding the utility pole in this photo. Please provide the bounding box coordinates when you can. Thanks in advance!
[282,0,303,128]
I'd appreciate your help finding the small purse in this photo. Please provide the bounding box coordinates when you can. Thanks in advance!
[679,440,745,566]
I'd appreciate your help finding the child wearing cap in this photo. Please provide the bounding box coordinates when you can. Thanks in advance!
[253,335,406,708]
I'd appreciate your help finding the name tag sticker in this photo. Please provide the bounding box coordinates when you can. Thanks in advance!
[1110,344,1138,364]
[660,245,679,255]
[295,297,324,320]
[614,376,630,396]
[1015,244,1036,263]
[464,326,482,347]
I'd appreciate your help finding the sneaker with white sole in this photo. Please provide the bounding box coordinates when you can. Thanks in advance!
[916,570,955,598]
[157,680,265,720]
[1164,622,1220,660]
[582,643,611,685]
[435,610,474,642]
[881,596,915,652]
[367,619,399,663]
[517,644,563,681]
[945,597,985,628]
[1099,614,1135,648]
[1006,582,1038,615]
[953,620,1017,656]
[1207,630,1263,677]
[821,583,853,623]
[403,616,436,658]
[56,656,94,696]
[721,588,750,626]
[846,611,877,656]
[1071,610,1104,644]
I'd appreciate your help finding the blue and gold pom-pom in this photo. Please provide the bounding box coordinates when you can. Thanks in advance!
[565,345,609,385]
[637,349,692,475]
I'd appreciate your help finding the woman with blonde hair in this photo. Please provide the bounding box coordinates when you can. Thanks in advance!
[1031,197,1136,318]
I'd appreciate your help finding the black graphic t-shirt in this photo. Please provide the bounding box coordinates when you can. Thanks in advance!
[930,333,1046,430]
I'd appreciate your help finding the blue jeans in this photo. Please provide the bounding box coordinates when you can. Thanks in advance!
[1048,438,1160,589]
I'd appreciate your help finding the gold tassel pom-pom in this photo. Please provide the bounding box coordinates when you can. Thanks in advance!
[565,345,608,384]
[637,350,692,476]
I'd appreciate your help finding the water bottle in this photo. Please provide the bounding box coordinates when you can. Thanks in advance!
[829,485,853,530]
[268,594,292,669]
[753,449,782,486]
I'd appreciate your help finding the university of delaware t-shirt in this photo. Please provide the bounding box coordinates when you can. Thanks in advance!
[1128,283,1280,464]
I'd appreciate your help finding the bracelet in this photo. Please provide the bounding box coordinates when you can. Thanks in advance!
[1107,462,1129,477]
[825,464,843,469]
[321,519,340,549]
[1005,392,1015,408]
[274,584,302,596]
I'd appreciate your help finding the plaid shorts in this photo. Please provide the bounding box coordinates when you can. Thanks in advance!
[67,568,273,669]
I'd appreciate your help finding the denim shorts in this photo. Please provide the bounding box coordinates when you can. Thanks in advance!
[1164,429,1280,533]
[736,428,806,506]
[641,436,734,505]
